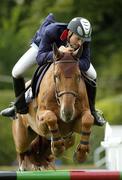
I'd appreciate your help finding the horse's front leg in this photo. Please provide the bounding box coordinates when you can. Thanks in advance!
[73,110,94,163]
[37,110,65,157]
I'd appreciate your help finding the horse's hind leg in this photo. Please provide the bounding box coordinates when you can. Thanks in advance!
[12,114,36,170]
[37,110,65,157]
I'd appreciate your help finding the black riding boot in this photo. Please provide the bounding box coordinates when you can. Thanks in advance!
[0,77,28,117]
[13,77,28,114]
[85,79,106,126]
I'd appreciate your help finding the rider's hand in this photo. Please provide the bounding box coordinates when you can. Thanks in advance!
[59,46,74,53]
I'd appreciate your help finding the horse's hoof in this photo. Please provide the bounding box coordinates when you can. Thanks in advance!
[73,151,87,163]
[51,140,65,157]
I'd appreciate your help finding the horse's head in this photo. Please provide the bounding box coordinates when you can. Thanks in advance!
[53,44,82,123]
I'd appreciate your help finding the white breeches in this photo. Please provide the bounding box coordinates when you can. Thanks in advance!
[12,43,39,78]
[12,43,97,81]
[85,63,97,80]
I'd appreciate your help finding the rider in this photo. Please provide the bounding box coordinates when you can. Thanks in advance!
[0,13,105,126]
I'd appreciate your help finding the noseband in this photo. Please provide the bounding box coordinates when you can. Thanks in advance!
[53,59,79,106]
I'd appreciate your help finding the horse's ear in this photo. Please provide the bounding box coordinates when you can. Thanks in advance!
[72,46,83,59]
[53,43,61,61]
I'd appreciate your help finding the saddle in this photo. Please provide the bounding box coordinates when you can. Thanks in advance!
[31,63,52,98]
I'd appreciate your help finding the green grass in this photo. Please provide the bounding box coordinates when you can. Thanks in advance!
[0,89,16,165]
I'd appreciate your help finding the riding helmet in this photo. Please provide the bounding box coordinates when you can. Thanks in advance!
[67,17,92,42]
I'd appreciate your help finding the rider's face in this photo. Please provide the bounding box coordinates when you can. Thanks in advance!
[68,31,84,50]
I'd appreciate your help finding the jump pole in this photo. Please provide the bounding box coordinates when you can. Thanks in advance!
[0,170,122,180]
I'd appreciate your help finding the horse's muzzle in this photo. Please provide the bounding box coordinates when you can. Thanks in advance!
[60,107,75,123]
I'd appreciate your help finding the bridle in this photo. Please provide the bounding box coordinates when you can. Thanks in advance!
[53,59,79,106]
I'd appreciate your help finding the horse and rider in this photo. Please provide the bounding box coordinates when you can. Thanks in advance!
[0,13,106,170]
[1,13,105,126]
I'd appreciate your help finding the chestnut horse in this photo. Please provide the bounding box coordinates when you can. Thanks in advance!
[12,44,94,170]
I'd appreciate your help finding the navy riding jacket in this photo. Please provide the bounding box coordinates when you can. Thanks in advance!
[32,13,91,72]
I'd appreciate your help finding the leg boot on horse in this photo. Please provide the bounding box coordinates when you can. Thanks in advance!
[36,109,65,157]
[73,110,94,163]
